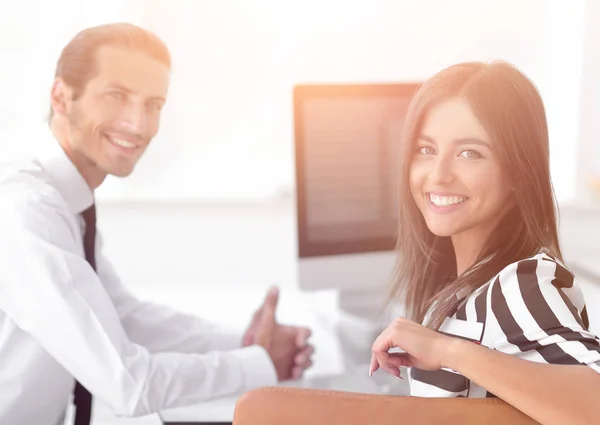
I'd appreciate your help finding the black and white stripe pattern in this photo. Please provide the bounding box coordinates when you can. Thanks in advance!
[409,252,600,398]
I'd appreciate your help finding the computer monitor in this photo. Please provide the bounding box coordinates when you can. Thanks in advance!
[293,83,420,320]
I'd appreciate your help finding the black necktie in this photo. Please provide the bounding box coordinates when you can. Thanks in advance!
[73,204,96,425]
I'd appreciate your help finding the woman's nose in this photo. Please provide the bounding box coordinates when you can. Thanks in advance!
[429,156,455,185]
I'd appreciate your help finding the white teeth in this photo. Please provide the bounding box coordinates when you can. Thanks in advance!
[429,193,467,207]
[109,137,136,149]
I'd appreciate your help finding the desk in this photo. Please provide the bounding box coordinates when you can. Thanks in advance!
[159,365,410,424]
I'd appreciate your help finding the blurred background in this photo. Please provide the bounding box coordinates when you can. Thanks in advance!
[1,0,600,424]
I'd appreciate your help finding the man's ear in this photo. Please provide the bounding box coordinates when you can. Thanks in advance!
[50,78,72,117]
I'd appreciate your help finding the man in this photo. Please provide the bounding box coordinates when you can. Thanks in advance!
[0,23,313,425]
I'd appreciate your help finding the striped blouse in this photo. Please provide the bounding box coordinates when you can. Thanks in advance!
[409,252,600,398]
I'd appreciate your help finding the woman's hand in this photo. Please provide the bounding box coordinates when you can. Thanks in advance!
[369,317,459,378]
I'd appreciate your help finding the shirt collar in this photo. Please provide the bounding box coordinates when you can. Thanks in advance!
[36,124,94,215]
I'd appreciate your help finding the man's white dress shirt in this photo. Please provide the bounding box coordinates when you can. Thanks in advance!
[0,126,277,425]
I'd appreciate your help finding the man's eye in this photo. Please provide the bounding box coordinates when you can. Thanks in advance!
[147,102,163,112]
[108,91,125,100]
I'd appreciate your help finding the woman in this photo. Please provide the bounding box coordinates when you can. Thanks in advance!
[369,61,600,425]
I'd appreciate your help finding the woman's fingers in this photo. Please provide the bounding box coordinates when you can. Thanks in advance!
[369,357,402,379]
[370,351,406,379]
[386,352,413,368]
[382,365,403,379]
[369,353,380,376]
[369,322,415,378]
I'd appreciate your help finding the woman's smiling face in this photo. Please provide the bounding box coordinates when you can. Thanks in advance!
[409,97,514,241]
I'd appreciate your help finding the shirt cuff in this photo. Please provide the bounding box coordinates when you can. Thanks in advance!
[235,345,278,390]
[208,327,244,351]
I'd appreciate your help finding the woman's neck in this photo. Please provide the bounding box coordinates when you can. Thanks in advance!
[451,232,486,276]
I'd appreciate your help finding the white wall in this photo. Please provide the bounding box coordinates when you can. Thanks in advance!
[576,0,600,202]
[96,199,298,289]
[124,0,545,201]
[102,0,585,203]
[0,0,144,145]
[0,0,592,204]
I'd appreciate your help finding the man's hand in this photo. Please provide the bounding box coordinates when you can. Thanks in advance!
[243,286,314,381]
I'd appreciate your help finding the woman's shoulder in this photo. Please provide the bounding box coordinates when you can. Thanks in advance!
[463,250,577,302]
[493,250,576,289]
[482,250,587,326]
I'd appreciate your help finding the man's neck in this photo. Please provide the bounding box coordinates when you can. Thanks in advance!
[49,117,106,190]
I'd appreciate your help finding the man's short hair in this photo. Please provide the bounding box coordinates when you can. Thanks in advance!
[50,22,171,115]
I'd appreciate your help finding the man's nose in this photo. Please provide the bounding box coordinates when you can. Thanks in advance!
[122,102,147,135]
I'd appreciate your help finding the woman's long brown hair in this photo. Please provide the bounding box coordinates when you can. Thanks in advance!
[388,61,563,330]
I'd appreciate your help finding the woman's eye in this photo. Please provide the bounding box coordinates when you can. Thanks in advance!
[417,146,435,155]
[459,149,482,159]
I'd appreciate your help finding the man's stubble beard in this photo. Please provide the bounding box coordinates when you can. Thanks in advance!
[66,104,106,178]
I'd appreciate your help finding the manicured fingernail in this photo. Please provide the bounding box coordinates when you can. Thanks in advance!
[369,370,372,377]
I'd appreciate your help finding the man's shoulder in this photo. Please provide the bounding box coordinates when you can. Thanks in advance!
[0,154,69,220]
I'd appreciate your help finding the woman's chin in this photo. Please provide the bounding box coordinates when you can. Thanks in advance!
[424,220,461,238]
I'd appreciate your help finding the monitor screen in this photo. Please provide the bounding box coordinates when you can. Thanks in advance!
[294,83,420,258]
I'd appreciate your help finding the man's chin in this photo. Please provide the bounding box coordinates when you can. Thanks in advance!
[106,165,136,178]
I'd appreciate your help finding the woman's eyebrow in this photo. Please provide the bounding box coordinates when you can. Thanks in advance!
[418,134,491,149]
